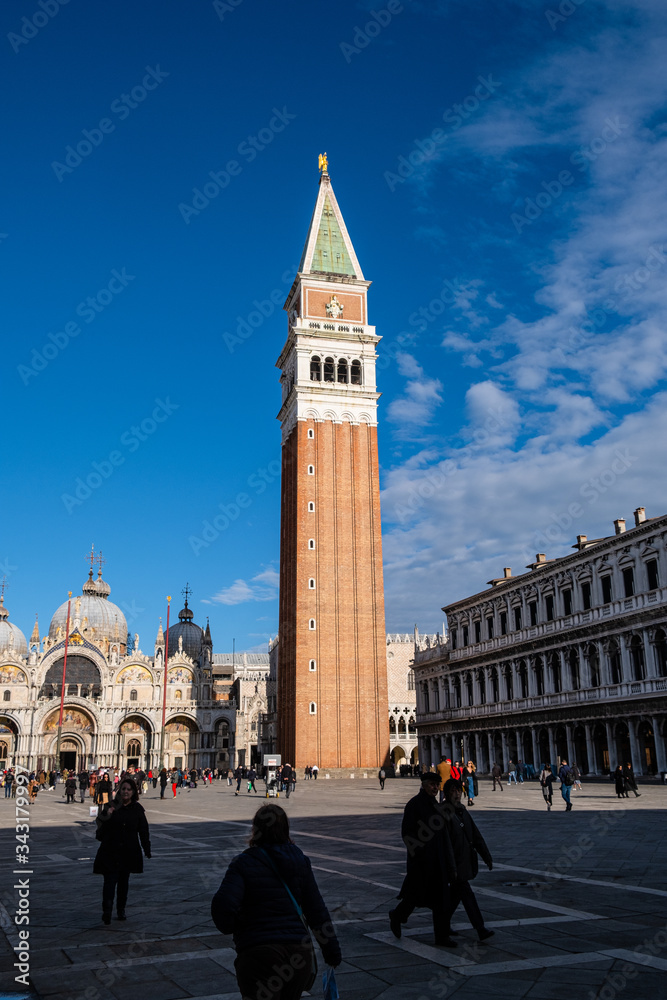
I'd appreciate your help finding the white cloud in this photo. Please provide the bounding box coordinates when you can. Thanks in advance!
[209,566,278,606]
[387,353,443,431]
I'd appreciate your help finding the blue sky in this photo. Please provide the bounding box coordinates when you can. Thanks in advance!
[2,0,666,652]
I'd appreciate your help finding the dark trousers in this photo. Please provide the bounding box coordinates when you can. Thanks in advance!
[235,942,314,1000]
[492,776,503,790]
[447,880,484,932]
[393,892,450,942]
[102,870,130,914]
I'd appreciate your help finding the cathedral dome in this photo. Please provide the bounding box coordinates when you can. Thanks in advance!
[0,597,28,656]
[166,597,204,663]
[49,570,127,645]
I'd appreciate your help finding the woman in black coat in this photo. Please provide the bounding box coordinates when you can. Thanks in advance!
[93,777,151,924]
[614,765,627,798]
[211,804,341,1000]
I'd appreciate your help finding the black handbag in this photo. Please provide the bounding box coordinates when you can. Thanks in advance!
[259,848,317,990]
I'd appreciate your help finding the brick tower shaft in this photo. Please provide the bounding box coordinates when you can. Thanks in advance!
[276,162,389,769]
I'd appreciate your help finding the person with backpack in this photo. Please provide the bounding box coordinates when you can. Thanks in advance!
[378,767,386,790]
[558,760,574,811]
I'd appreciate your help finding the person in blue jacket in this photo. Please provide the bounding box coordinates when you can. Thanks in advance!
[211,804,341,1000]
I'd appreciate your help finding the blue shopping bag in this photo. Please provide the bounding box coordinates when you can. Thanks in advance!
[323,967,339,1000]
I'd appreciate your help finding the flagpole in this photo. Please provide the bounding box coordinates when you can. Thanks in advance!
[55,592,72,771]
[159,597,171,770]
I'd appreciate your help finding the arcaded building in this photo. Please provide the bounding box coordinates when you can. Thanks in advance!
[414,508,667,776]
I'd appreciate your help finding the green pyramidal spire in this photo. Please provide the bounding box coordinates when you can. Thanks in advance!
[311,195,355,275]
[297,166,365,280]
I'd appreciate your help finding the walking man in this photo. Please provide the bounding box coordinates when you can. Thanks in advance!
[378,767,386,790]
[282,762,293,798]
[389,771,457,948]
[78,768,89,804]
[437,756,452,802]
[491,762,503,791]
[559,759,574,811]
[234,765,243,796]
[508,760,517,784]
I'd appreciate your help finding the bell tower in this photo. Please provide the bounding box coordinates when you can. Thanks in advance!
[276,156,389,769]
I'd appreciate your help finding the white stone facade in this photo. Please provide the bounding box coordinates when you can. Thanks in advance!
[414,509,667,776]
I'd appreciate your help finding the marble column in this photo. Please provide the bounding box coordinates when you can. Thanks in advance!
[547,726,557,768]
[584,723,596,775]
[565,723,575,765]
[501,731,509,771]
[627,719,643,775]
[531,728,540,771]
[604,721,615,771]
[474,733,483,770]
[515,729,523,767]
[462,733,470,764]
[651,717,667,774]
[487,732,495,771]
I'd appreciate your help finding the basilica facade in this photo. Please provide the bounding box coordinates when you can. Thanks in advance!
[0,566,271,773]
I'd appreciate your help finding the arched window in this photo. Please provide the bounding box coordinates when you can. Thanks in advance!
[307,428,315,439]
[422,682,430,713]
[308,578,315,589]
[608,640,623,684]
[67,683,77,695]
[310,356,321,381]
[466,674,473,706]
[654,628,667,677]
[337,358,348,383]
[308,502,315,512]
[518,661,528,698]
[323,357,335,382]
[587,644,600,687]
[479,671,486,704]
[550,654,561,693]
[3,690,9,702]
[309,619,316,630]
[309,659,317,671]
[564,649,577,689]
[307,465,315,475]
[491,669,499,702]
[127,739,141,757]
[309,702,317,715]
[130,689,137,701]
[534,657,545,696]
[308,539,315,549]
[0,740,7,761]
[398,716,407,735]
[630,635,645,681]
[175,689,182,700]
[389,716,396,734]
[408,716,417,734]
[351,360,362,385]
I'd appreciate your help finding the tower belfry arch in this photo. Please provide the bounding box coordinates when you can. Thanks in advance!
[276,157,389,769]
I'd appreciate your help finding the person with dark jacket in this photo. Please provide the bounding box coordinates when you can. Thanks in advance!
[93,777,151,924]
[441,778,494,941]
[389,771,457,948]
[282,763,293,799]
[623,763,641,798]
[614,765,627,798]
[234,765,243,796]
[540,765,555,809]
[65,775,77,804]
[558,761,574,811]
[96,774,112,806]
[211,804,341,1000]
[159,768,168,800]
[78,770,89,804]
[491,762,503,791]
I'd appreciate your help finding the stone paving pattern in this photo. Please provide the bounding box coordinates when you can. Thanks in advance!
[1,775,666,1000]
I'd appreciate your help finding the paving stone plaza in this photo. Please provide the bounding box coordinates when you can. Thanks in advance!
[1,777,666,1000]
